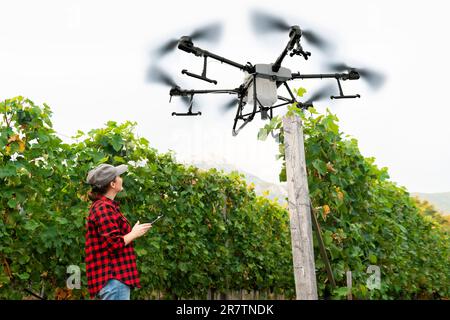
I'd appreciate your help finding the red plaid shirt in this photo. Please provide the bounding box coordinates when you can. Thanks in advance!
[85,194,141,299]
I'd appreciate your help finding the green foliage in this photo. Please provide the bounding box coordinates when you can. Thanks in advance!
[0,96,294,299]
[259,99,450,300]
[1,96,449,300]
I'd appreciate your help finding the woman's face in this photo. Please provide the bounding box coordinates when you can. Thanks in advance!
[110,176,123,193]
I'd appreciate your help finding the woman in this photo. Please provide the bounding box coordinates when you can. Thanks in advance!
[85,163,152,300]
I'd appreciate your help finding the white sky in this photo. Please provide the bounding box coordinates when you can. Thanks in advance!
[1,0,449,193]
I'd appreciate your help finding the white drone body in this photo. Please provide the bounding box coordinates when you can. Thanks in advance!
[244,64,292,107]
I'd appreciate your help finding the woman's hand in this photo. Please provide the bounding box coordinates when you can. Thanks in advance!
[132,220,152,237]
[124,221,152,245]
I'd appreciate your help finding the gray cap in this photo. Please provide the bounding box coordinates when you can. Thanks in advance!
[86,164,128,188]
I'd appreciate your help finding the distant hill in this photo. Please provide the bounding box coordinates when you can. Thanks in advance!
[411,192,450,216]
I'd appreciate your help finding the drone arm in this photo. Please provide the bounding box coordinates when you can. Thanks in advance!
[272,37,301,72]
[291,72,360,80]
[290,72,361,99]
[178,40,252,73]
[204,50,252,72]
[170,88,241,97]
[272,44,291,73]
[277,95,292,102]
[272,27,303,72]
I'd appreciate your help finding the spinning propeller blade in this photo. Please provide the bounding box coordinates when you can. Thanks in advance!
[302,30,329,52]
[147,65,177,87]
[328,62,385,90]
[189,23,222,42]
[153,23,222,58]
[250,10,331,52]
[154,39,179,58]
[221,98,240,114]
[147,66,191,107]
[303,85,335,105]
[251,10,291,32]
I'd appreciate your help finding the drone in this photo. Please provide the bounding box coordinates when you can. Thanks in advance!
[149,12,384,136]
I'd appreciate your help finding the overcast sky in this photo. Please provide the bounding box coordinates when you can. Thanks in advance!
[1,0,449,193]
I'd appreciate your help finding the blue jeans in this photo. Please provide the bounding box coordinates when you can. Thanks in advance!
[98,279,130,300]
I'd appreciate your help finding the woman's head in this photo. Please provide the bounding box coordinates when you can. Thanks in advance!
[86,164,127,200]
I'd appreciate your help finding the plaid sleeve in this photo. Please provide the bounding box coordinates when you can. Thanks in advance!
[94,204,126,253]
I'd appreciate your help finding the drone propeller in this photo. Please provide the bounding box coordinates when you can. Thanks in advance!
[250,10,331,52]
[328,62,385,90]
[147,66,191,107]
[303,85,335,106]
[251,10,290,33]
[147,65,178,87]
[221,98,240,114]
[153,23,222,58]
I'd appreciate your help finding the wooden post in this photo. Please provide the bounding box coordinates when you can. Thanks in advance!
[282,114,318,300]
[346,271,353,300]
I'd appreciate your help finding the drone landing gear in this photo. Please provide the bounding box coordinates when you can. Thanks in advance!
[232,94,250,136]
[171,95,202,116]
[331,78,361,100]
[232,81,295,136]
[172,110,202,116]
[181,56,218,85]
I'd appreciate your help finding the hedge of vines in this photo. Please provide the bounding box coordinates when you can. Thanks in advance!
[0,96,293,299]
[1,96,449,300]
[257,89,449,299]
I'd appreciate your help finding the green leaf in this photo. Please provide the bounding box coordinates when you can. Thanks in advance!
[7,198,17,208]
[18,255,30,265]
[98,156,109,163]
[0,273,11,286]
[312,159,327,175]
[296,87,307,97]
[16,273,30,280]
[113,156,126,164]
[56,217,68,225]
[379,167,390,181]
[110,134,123,152]
[24,220,40,231]
[136,248,148,256]
[37,132,50,143]
[279,166,286,182]
[369,254,377,264]
[0,165,17,178]
[334,287,349,298]
[308,106,318,114]
[287,104,298,115]
[178,262,189,272]
[324,230,333,246]
[257,128,268,141]
[323,117,339,135]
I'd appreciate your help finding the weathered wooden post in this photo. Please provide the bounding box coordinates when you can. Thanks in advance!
[282,114,318,300]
